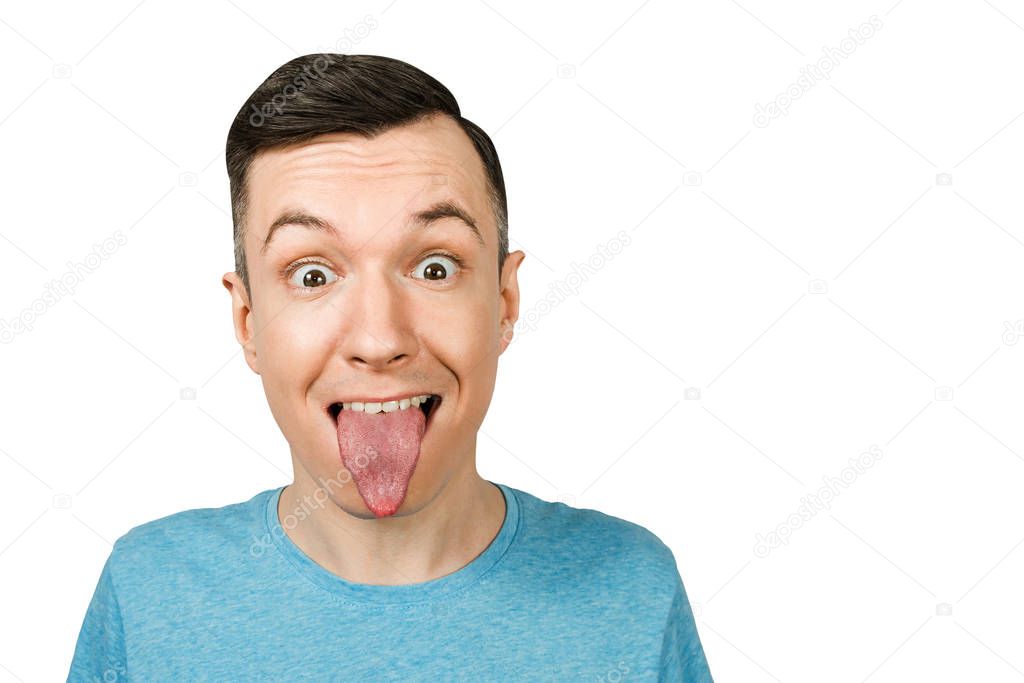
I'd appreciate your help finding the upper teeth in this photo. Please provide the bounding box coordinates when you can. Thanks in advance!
[341,394,432,414]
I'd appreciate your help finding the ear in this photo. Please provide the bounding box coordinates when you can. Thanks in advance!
[221,271,260,374]
[497,250,526,355]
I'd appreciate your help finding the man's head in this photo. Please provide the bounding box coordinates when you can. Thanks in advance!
[222,54,525,519]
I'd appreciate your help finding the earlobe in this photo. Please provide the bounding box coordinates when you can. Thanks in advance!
[498,250,526,354]
[221,272,260,375]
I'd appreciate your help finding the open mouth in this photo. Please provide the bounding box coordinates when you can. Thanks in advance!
[327,394,442,427]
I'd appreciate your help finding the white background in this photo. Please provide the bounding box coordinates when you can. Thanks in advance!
[2,1,1023,681]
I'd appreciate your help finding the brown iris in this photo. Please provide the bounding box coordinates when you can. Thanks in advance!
[303,269,328,287]
[422,262,447,280]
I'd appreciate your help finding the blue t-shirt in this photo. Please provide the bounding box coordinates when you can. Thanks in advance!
[68,482,713,681]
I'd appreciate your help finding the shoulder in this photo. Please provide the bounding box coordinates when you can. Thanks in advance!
[106,488,276,579]
[509,487,682,598]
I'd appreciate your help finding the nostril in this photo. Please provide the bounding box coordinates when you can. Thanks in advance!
[350,353,408,369]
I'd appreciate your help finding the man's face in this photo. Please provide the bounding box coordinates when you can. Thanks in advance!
[222,114,524,519]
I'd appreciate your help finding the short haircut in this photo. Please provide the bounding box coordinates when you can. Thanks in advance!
[225,53,508,294]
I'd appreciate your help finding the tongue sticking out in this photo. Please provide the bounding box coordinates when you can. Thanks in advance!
[336,405,426,518]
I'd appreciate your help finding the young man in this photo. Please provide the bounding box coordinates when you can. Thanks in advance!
[69,54,714,681]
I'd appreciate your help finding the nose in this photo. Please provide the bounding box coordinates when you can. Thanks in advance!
[335,270,417,371]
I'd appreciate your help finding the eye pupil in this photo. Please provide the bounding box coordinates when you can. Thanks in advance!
[303,269,327,287]
[423,263,447,280]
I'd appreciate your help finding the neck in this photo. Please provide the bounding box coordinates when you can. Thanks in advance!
[278,462,506,586]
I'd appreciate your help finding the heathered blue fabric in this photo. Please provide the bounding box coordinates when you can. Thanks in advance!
[68,482,713,681]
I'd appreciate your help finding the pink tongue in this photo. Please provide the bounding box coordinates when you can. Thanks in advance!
[336,407,425,518]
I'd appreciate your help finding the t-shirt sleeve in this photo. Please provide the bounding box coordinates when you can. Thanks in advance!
[660,573,714,682]
[67,549,127,682]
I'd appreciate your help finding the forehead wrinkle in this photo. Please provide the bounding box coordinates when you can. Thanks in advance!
[256,117,483,181]
[247,121,494,256]
[256,147,474,196]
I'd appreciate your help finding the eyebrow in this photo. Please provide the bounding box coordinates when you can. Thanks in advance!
[260,199,485,256]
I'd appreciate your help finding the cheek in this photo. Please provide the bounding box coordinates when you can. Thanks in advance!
[253,302,329,415]
[425,289,500,369]
[425,290,501,427]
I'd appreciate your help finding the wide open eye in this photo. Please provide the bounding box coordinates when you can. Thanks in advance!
[289,262,338,289]
[411,254,461,282]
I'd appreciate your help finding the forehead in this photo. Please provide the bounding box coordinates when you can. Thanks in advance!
[245,115,491,239]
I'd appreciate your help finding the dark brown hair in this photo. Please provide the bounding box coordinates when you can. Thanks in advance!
[225,53,508,294]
